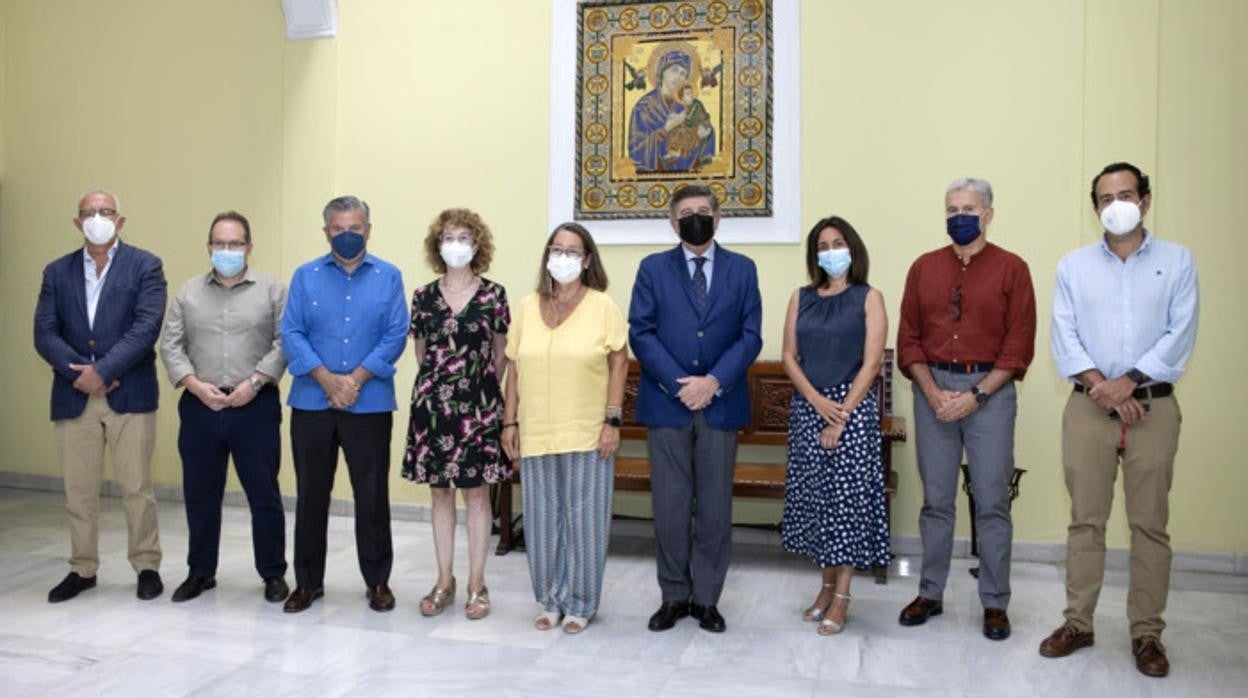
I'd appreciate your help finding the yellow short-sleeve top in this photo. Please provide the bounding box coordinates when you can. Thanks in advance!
[504,289,627,458]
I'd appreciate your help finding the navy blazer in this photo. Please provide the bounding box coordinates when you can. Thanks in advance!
[628,243,763,430]
[34,242,167,420]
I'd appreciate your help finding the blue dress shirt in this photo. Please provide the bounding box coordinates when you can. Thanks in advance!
[1051,231,1199,385]
[682,240,716,289]
[281,252,408,413]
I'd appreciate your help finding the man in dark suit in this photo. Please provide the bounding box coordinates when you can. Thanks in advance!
[34,189,167,603]
[629,185,763,633]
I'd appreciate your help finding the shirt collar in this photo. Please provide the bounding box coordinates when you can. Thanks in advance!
[205,266,257,288]
[82,238,120,265]
[682,241,717,263]
[322,251,376,271]
[1099,228,1152,258]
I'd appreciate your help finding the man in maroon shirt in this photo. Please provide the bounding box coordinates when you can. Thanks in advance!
[895,177,1036,641]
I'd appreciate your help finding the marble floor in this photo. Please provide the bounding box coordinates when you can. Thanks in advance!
[0,487,1245,697]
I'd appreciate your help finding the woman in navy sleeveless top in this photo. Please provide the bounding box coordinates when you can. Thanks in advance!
[780,216,890,635]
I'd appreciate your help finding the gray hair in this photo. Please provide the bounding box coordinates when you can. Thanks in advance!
[946,177,993,209]
[79,188,122,214]
[322,195,371,225]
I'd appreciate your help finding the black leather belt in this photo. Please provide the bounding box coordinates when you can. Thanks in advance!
[1073,382,1173,399]
[929,362,994,374]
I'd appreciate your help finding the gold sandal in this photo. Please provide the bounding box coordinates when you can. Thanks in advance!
[802,582,836,622]
[818,592,852,635]
[465,585,490,620]
[420,576,456,617]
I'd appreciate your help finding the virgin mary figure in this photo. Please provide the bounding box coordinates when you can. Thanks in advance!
[627,50,716,173]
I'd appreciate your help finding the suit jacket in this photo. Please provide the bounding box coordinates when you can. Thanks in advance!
[628,243,763,430]
[34,241,167,420]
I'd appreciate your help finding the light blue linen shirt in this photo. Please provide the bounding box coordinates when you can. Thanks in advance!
[1051,231,1198,385]
[280,252,408,413]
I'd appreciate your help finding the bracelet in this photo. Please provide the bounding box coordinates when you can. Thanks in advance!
[502,422,518,429]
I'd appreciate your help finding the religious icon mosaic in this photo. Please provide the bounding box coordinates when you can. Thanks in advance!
[575,0,773,219]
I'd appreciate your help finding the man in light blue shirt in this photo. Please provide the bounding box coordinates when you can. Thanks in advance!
[279,195,408,614]
[1040,162,1198,679]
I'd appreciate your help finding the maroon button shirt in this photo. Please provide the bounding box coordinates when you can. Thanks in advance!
[897,243,1037,380]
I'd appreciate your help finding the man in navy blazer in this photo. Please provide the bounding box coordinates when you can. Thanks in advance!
[33,189,167,603]
[629,184,763,633]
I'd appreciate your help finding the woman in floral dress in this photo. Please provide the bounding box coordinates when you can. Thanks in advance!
[404,208,509,620]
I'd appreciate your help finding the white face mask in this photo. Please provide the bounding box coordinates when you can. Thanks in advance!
[82,215,116,245]
[546,254,583,285]
[439,240,475,269]
[1100,199,1142,237]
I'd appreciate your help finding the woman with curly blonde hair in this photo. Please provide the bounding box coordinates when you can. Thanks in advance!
[404,208,510,620]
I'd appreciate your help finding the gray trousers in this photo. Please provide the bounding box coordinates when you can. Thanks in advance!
[913,368,1018,609]
[648,411,739,606]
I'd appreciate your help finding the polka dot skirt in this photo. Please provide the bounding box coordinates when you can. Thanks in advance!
[781,382,891,569]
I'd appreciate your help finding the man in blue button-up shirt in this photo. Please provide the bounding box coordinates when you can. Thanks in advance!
[279,195,408,614]
[1040,163,1199,678]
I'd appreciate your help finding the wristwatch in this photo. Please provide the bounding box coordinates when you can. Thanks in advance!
[970,385,989,405]
[249,376,264,392]
[1126,368,1146,385]
[603,415,623,428]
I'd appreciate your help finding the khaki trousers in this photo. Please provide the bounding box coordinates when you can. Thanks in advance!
[1061,390,1179,639]
[55,394,161,576]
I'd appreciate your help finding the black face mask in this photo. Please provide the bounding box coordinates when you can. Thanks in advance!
[678,213,715,246]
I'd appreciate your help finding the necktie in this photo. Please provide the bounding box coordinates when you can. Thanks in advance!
[692,256,708,311]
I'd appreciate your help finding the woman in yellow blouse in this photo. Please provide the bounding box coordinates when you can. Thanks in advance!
[502,222,628,634]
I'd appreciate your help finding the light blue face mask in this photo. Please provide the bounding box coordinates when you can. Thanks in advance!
[211,249,246,277]
[817,248,852,278]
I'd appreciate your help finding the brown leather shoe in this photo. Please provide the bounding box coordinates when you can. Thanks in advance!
[367,583,396,612]
[1039,623,1095,657]
[1132,636,1169,677]
[898,596,943,626]
[282,586,324,613]
[983,608,1011,640]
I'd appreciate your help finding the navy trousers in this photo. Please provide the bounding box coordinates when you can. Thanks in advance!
[177,387,287,580]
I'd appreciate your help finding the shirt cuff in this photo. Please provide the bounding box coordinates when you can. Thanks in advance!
[255,356,287,382]
[1054,354,1097,382]
[1133,356,1180,385]
[362,355,396,380]
[166,364,193,389]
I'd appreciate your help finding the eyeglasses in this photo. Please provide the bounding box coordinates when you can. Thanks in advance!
[548,246,584,260]
[210,241,248,252]
[441,233,474,245]
[78,208,118,218]
[950,286,963,322]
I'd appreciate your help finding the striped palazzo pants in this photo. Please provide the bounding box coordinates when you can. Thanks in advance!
[520,450,614,618]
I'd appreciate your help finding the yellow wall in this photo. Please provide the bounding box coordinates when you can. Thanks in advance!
[1,0,1243,554]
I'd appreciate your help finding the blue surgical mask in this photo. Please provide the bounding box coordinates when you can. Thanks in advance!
[331,231,366,260]
[817,248,852,278]
[946,214,981,246]
[211,250,246,278]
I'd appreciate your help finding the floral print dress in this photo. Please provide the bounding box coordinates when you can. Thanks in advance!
[403,278,510,487]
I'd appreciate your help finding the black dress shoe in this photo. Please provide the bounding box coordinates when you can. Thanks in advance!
[264,576,290,603]
[171,575,216,603]
[898,596,943,626]
[690,604,726,633]
[367,584,396,612]
[983,608,1011,640]
[48,572,97,603]
[647,601,690,631]
[283,586,324,613]
[136,570,164,600]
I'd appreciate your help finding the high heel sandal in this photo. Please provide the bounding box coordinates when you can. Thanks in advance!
[802,582,836,622]
[817,592,852,635]
[534,609,561,631]
[464,585,490,620]
[419,576,456,617]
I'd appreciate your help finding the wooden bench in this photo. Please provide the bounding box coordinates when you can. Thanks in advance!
[495,350,907,582]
